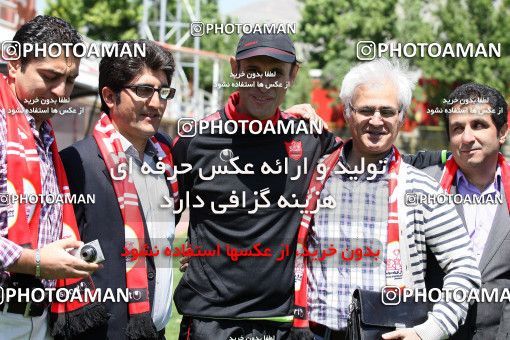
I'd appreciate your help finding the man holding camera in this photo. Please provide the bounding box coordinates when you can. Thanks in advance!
[0,15,103,339]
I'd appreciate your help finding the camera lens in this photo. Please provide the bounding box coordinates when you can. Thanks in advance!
[81,245,97,263]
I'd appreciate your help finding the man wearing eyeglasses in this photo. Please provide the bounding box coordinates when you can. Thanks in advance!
[298,58,480,340]
[421,83,510,340]
[60,40,177,340]
[0,15,105,340]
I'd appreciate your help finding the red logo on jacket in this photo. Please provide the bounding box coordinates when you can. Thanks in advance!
[285,140,303,160]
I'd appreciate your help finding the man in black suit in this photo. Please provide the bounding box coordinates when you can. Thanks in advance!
[423,83,510,340]
[60,40,177,340]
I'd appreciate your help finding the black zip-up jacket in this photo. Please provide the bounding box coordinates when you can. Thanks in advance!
[172,92,338,318]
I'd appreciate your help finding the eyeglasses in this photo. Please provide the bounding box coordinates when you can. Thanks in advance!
[349,104,401,118]
[124,85,176,100]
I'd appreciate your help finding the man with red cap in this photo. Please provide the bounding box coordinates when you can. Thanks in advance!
[172,32,340,340]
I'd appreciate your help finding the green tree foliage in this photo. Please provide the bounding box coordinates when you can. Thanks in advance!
[418,0,510,98]
[298,0,510,99]
[46,0,143,40]
[298,0,398,87]
[283,63,314,109]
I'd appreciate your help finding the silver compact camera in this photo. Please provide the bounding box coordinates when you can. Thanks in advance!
[70,239,105,264]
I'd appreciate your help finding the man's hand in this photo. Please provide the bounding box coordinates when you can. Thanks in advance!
[39,238,101,279]
[179,242,191,273]
[179,255,190,272]
[9,238,101,279]
[284,103,329,131]
[382,328,422,340]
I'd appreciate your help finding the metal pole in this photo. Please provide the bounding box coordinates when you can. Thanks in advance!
[193,0,200,116]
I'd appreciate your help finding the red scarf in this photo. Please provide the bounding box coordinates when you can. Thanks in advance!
[225,91,281,124]
[93,113,178,339]
[0,75,107,338]
[439,154,510,211]
[293,142,403,328]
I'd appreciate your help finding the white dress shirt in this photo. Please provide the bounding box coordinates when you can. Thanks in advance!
[119,133,175,331]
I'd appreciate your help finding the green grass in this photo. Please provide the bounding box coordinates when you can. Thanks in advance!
[165,238,186,339]
[165,265,183,339]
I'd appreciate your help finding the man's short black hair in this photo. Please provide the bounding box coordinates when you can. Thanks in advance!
[99,40,175,114]
[13,15,82,69]
[445,82,508,139]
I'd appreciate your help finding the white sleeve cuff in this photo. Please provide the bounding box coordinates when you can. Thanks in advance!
[413,315,449,340]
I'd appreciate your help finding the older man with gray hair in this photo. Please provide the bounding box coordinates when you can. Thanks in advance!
[300,58,480,340]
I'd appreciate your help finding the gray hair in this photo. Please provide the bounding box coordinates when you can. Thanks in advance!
[339,58,416,121]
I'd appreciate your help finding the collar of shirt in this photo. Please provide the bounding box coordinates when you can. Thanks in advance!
[24,111,54,154]
[456,166,502,197]
[117,132,158,164]
[337,140,393,181]
[224,91,281,124]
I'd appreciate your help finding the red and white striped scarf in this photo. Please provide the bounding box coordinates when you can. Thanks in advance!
[0,75,107,338]
[93,112,178,339]
[293,142,403,328]
[439,154,510,211]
